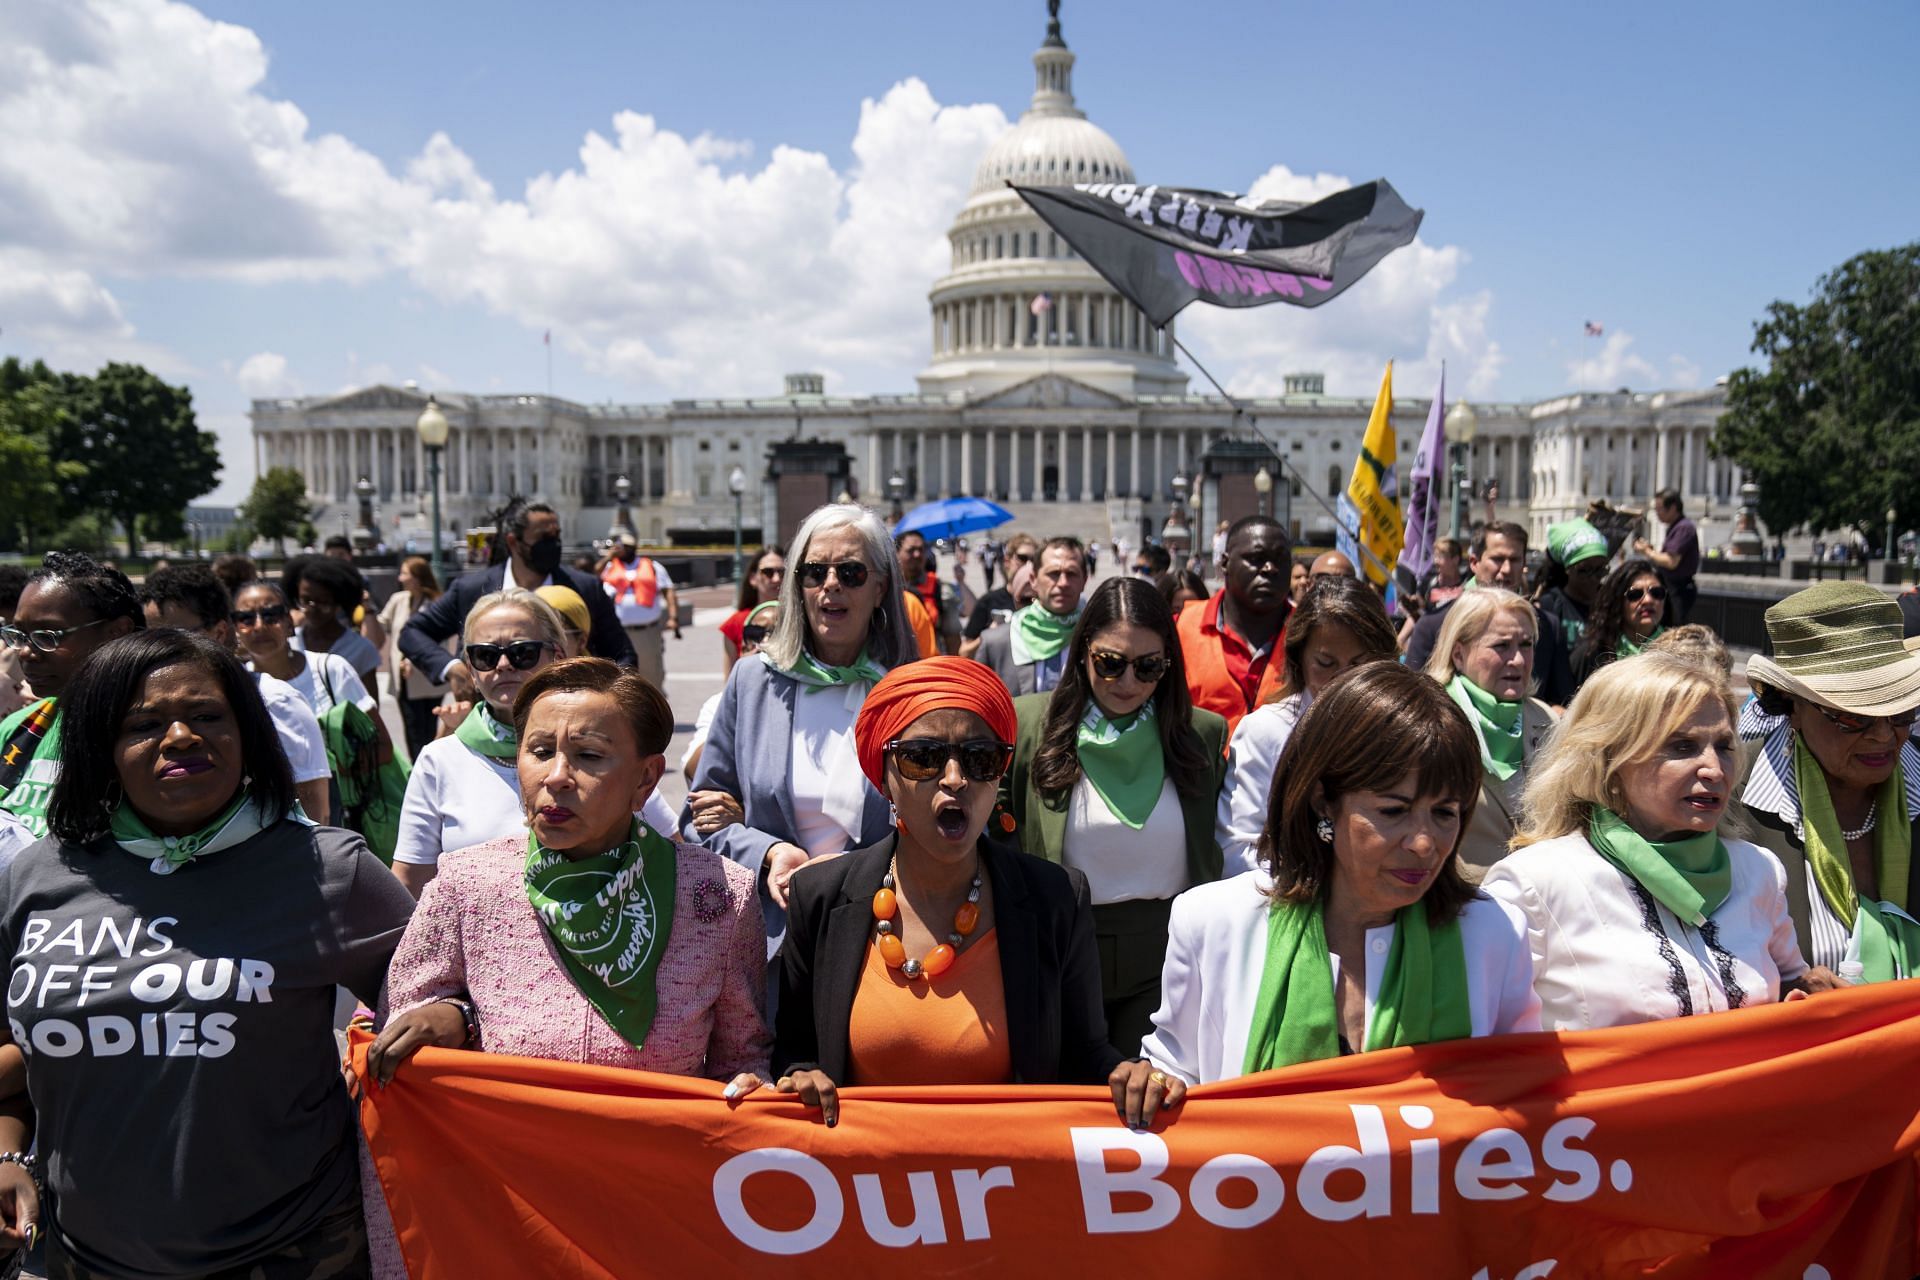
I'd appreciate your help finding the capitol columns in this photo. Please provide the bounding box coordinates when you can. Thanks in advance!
[1081,426,1095,502]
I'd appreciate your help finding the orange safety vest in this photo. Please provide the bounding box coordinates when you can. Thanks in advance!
[1177,596,1284,735]
[600,558,659,609]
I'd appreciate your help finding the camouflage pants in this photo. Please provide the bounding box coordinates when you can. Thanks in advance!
[48,1203,370,1279]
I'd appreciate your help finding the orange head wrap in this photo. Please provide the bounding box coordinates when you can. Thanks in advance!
[855,656,1017,792]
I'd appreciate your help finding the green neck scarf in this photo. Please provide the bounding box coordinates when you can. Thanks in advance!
[1008,603,1079,665]
[1446,675,1525,781]
[1242,898,1470,1073]
[1589,807,1730,927]
[1792,738,1918,982]
[1617,626,1664,659]
[454,702,518,760]
[525,817,678,1047]
[110,790,274,875]
[766,647,886,694]
[1075,702,1164,829]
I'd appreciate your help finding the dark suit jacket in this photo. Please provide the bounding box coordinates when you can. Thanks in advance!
[397,562,636,683]
[1002,692,1230,890]
[774,835,1123,1084]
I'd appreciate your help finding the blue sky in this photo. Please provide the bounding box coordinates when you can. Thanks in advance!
[4,0,1915,501]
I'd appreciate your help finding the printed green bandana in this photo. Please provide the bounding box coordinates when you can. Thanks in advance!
[0,699,61,838]
[1617,626,1665,659]
[1075,702,1164,828]
[765,647,886,694]
[1792,737,1918,982]
[1242,898,1470,1073]
[525,817,678,1047]
[1447,675,1524,781]
[110,789,274,875]
[1008,603,1080,665]
[1589,807,1730,927]
[454,702,518,760]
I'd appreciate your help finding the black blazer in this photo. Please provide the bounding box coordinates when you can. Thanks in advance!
[397,562,637,683]
[775,835,1124,1085]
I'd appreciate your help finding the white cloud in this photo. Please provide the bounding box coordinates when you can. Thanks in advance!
[1565,330,1658,389]
[1177,165,1506,404]
[233,350,294,397]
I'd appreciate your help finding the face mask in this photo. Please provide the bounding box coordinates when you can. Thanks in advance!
[524,535,564,576]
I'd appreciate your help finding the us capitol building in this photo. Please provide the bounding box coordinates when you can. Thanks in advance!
[250,8,1744,554]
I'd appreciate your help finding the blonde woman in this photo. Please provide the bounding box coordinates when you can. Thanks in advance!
[1483,653,1831,1031]
[378,556,449,760]
[1421,588,1556,881]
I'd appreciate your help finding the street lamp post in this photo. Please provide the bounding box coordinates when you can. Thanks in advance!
[887,472,906,523]
[414,396,451,586]
[610,475,634,543]
[1253,464,1273,519]
[1445,399,1479,540]
[728,466,747,584]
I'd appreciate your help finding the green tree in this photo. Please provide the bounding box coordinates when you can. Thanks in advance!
[240,466,313,556]
[1714,244,1920,540]
[0,381,87,550]
[50,363,221,557]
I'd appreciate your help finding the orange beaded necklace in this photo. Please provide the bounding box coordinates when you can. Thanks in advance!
[871,859,982,980]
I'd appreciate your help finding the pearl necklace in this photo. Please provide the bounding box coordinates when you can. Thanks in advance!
[1839,799,1878,843]
[871,859,981,980]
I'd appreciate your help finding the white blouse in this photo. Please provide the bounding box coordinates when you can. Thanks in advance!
[788,682,868,861]
[1480,832,1807,1031]
[1063,776,1186,905]
[1214,693,1308,875]
[1141,871,1540,1083]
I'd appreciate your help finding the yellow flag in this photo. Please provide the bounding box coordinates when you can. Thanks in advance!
[1335,362,1403,588]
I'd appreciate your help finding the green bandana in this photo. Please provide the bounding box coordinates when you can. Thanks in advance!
[766,647,886,694]
[110,790,275,875]
[1792,738,1919,982]
[1617,626,1664,659]
[1242,898,1470,1073]
[1075,703,1164,828]
[525,817,678,1047]
[0,699,61,838]
[454,702,518,760]
[1446,675,1524,781]
[1008,603,1079,665]
[1589,807,1730,927]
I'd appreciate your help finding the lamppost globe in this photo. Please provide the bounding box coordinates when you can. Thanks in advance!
[728,466,748,584]
[1444,400,1478,541]
[414,395,451,582]
[1445,399,1478,445]
[1253,464,1273,518]
[887,471,906,521]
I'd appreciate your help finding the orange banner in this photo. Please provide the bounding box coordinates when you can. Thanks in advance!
[358,982,1920,1278]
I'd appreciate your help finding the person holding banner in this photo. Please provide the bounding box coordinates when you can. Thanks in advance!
[1484,653,1826,1030]
[1000,577,1229,1056]
[1114,663,1538,1121]
[736,657,1118,1125]
[1568,558,1666,695]
[1422,589,1556,882]
[1738,584,1920,981]
[1215,577,1400,874]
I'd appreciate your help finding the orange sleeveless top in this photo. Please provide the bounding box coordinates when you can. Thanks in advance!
[846,929,1012,1086]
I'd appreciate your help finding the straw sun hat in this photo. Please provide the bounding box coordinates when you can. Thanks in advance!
[1743,582,1920,717]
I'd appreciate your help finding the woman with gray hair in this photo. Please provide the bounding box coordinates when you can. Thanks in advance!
[688,503,919,953]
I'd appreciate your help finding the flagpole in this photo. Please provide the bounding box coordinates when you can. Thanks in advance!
[1167,332,1390,580]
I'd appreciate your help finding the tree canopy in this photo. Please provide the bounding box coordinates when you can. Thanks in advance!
[241,466,313,556]
[1714,244,1920,539]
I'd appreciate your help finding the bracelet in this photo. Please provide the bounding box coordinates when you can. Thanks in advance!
[0,1152,37,1187]
[439,997,478,1047]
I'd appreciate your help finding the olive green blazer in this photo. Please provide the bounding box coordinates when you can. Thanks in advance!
[1000,692,1230,891]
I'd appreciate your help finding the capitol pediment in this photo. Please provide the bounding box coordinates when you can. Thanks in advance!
[966,372,1132,412]
[308,384,433,414]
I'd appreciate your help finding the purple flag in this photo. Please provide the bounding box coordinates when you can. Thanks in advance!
[1396,371,1447,597]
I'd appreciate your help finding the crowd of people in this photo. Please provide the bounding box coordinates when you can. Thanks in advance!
[0,488,1911,1275]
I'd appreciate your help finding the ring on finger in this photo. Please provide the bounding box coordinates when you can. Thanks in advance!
[1148,1070,1169,1087]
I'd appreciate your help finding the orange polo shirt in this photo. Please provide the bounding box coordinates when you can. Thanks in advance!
[1178,591,1286,733]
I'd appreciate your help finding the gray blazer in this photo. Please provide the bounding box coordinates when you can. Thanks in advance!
[684,657,893,949]
[975,625,1042,697]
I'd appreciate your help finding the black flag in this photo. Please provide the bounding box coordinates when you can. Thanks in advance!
[1012,179,1423,327]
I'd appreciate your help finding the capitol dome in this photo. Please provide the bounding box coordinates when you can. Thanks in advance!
[968,100,1133,196]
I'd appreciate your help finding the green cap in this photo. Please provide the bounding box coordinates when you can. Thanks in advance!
[1546,520,1608,568]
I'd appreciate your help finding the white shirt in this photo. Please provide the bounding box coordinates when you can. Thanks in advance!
[604,558,675,627]
[254,672,330,784]
[682,691,724,770]
[1063,776,1186,904]
[293,626,383,684]
[0,810,32,867]
[1481,832,1807,1031]
[789,682,867,860]
[392,732,681,865]
[1215,692,1309,875]
[1141,871,1540,1083]
[274,652,375,717]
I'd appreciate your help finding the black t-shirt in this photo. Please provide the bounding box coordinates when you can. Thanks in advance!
[965,589,1017,640]
[2,818,414,1277]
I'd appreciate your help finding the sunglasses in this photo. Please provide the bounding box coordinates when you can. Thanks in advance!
[756,566,786,581]
[1624,585,1668,603]
[0,617,111,654]
[465,640,552,671]
[1090,649,1169,683]
[740,623,769,645]
[886,737,1014,784]
[1813,704,1920,735]
[799,560,870,589]
[228,605,290,628]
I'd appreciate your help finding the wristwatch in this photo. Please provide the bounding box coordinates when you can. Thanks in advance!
[440,996,478,1047]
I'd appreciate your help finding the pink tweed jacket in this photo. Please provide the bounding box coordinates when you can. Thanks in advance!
[362,832,771,1276]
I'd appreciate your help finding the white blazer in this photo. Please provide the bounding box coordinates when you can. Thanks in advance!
[1141,871,1541,1085]
[1214,694,1308,876]
[1480,832,1807,1032]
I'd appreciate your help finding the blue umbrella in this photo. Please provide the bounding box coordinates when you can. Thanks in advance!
[892,496,1013,543]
